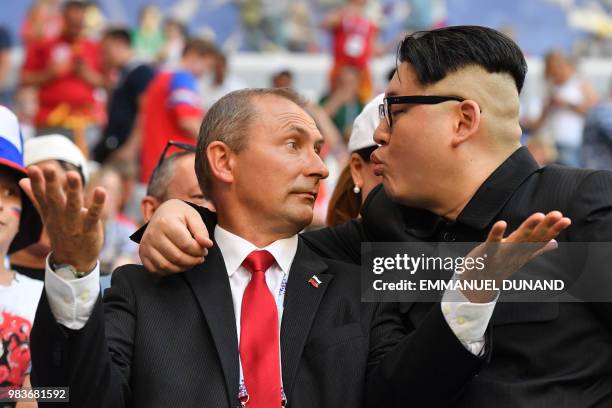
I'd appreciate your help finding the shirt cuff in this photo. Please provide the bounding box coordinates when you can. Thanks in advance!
[441,282,497,356]
[44,255,100,330]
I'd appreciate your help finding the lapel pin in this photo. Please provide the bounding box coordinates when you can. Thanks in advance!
[308,275,322,288]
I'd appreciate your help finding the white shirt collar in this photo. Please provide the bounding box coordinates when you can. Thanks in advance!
[214,225,298,277]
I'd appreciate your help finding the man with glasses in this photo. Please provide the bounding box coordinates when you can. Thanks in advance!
[141,141,214,223]
[137,26,611,406]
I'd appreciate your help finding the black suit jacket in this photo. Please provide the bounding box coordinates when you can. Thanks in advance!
[31,237,484,408]
[304,147,612,407]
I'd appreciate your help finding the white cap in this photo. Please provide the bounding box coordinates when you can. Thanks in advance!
[347,93,384,153]
[24,134,89,183]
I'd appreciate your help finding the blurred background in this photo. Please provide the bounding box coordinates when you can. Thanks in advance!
[0,0,611,230]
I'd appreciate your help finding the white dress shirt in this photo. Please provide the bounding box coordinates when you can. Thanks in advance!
[45,229,496,356]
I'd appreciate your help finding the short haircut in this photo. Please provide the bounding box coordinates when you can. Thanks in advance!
[195,88,306,196]
[63,1,87,12]
[397,25,528,93]
[147,151,195,201]
[182,37,218,58]
[103,27,132,46]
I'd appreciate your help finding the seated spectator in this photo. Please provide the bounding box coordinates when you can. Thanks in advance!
[141,142,214,223]
[86,166,138,276]
[11,134,88,281]
[0,106,43,399]
[327,93,382,226]
[320,65,364,139]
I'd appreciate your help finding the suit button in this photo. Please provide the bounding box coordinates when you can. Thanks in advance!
[443,232,456,242]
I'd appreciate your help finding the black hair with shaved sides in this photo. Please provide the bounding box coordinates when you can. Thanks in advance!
[397,25,528,93]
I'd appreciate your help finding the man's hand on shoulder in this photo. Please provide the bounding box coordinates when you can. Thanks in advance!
[139,199,213,275]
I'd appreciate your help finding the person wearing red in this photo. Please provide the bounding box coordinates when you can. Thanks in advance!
[322,0,378,103]
[21,1,103,132]
[138,39,217,183]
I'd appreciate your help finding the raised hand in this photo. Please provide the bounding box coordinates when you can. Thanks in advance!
[460,211,571,303]
[19,165,105,274]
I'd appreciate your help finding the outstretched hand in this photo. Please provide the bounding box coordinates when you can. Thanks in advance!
[19,165,105,273]
[460,211,571,303]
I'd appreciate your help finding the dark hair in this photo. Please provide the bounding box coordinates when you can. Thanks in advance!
[182,37,218,58]
[397,26,528,93]
[195,88,306,196]
[326,165,361,226]
[103,27,132,46]
[63,1,87,12]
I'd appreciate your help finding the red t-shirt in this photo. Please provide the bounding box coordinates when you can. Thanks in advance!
[22,35,101,127]
[140,70,203,183]
[332,12,377,69]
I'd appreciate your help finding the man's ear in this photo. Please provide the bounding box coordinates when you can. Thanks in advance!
[451,100,481,148]
[141,196,160,223]
[206,141,235,186]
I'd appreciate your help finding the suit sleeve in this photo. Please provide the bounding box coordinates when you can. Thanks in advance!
[567,170,612,329]
[30,266,138,408]
[365,305,486,408]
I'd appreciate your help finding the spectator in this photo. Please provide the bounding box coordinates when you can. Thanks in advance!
[320,65,364,138]
[271,69,293,89]
[141,146,214,223]
[0,25,12,107]
[0,106,43,400]
[20,0,103,140]
[322,0,379,102]
[105,158,139,223]
[85,166,138,276]
[132,4,165,63]
[93,27,155,163]
[157,19,188,68]
[529,50,598,167]
[20,0,62,46]
[199,52,246,110]
[138,38,217,184]
[582,83,612,170]
[286,1,319,52]
[11,135,88,281]
[327,93,382,226]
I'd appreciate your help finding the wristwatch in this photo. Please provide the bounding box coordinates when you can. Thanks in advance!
[50,255,92,279]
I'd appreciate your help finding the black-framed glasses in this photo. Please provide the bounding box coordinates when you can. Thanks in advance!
[378,95,465,128]
[152,140,197,175]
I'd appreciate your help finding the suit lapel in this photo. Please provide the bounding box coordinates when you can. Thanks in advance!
[183,245,239,407]
[280,240,333,400]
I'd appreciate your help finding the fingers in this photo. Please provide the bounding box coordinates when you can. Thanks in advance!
[18,177,42,215]
[510,212,545,242]
[42,165,67,215]
[141,245,194,274]
[65,172,84,232]
[27,166,48,217]
[486,220,507,242]
[509,211,572,243]
[185,211,214,250]
[83,187,106,231]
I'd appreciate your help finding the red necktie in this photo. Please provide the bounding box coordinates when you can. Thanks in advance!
[240,250,282,407]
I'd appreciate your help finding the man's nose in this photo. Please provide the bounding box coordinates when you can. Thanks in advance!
[373,121,389,146]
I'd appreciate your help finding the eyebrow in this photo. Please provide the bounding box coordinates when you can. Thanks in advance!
[285,125,324,143]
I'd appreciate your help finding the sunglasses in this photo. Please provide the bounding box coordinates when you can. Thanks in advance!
[151,140,197,176]
[379,95,466,128]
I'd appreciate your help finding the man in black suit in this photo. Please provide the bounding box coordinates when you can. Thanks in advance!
[23,87,563,408]
[137,26,611,407]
